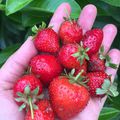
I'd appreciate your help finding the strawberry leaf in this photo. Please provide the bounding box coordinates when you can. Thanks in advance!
[71,69,75,75]
[37,94,44,99]
[24,85,30,95]
[96,88,106,95]
[15,97,25,102]
[105,62,118,69]
[32,87,39,95]
[17,92,24,97]
[33,104,38,110]
[72,52,80,57]
[32,25,38,34]
[108,83,119,97]
[100,46,104,54]
[99,54,105,60]
[102,79,111,90]
[19,103,26,111]
[39,21,46,29]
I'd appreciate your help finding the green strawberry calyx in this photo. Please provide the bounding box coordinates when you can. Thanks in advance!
[63,8,73,24]
[72,42,89,65]
[15,86,44,119]
[64,69,88,88]
[99,46,118,69]
[96,79,119,98]
[32,21,47,34]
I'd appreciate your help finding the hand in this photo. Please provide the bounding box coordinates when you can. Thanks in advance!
[0,3,120,120]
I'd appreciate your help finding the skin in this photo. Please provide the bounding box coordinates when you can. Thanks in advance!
[0,3,120,120]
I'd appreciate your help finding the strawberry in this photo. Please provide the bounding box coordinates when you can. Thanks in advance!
[74,60,87,76]
[87,72,119,97]
[88,54,105,72]
[58,43,89,69]
[83,28,103,56]
[33,22,60,53]
[49,71,89,119]
[13,74,43,119]
[25,100,55,120]
[59,20,83,44]
[30,54,62,86]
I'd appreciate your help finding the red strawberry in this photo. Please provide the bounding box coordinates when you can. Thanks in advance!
[87,72,119,97]
[30,54,62,86]
[49,75,90,119]
[87,72,110,97]
[59,20,83,44]
[88,54,105,72]
[13,74,43,118]
[83,28,103,56]
[58,43,89,69]
[74,60,87,76]
[25,100,55,120]
[34,28,60,53]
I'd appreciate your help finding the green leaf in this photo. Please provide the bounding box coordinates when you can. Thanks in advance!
[0,4,5,11]
[0,44,20,67]
[6,0,34,15]
[32,87,39,95]
[15,97,24,102]
[101,0,120,7]
[96,88,106,95]
[19,103,26,111]
[33,104,38,110]
[106,62,118,69]
[100,46,104,54]
[71,69,75,75]
[37,94,44,99]
[102,79,111,90]
[31,25,38,34]
[72,52,80,57]
[17,92,24,97]
[109,83,119,97]
[21,0,81,26]
[24,85,30,95]
[99,107,120,120]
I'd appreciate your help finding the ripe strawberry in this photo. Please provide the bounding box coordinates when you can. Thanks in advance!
[88,54,105,72]
[25,100,55,120]
[59,20,83,44]
[74,60,87,76]
[87,72,110,97]
[30,54,62,86]
[83,28,103,56]
[34,26,60,53]
[87,72,119,97]
[58,43,89,69]
[13,74,43,119]
[49,74,90,119]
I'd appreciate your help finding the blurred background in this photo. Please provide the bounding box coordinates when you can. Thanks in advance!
[0,0,120,119]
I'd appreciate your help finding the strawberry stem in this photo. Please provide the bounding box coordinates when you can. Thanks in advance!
[64,8,72,24]
[28,97,34,119]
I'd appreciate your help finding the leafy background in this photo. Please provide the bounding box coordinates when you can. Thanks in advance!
[0,0,120,119]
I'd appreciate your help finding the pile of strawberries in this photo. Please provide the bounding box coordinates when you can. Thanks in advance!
[13,18,119,120]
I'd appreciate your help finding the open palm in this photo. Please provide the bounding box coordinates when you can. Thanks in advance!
[0,3,120,120]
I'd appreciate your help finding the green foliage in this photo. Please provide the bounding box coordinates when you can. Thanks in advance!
[6,0,34,15]
[99,107,120,120]
[101,0,120,7]
[0,0,120,119]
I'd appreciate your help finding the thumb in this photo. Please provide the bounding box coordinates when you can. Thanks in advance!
[0,36,37,90]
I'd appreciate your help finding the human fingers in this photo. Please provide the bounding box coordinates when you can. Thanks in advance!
[96,49,120,110]
[102,24,117,54]
[78,4,97,33]
[49,2,71,33]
